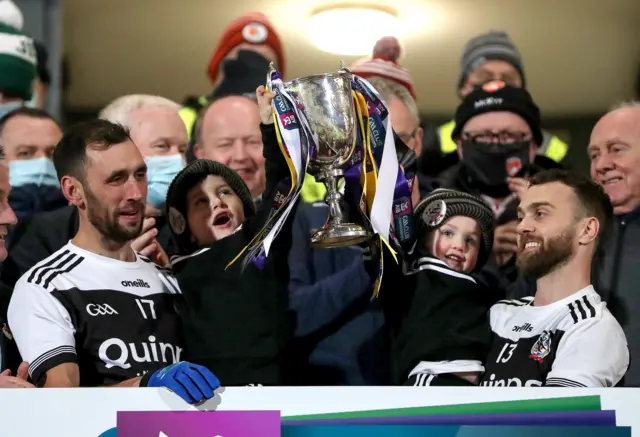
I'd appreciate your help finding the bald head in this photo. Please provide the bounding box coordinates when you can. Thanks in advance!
[589,104,640,215]
[194,96,265,197]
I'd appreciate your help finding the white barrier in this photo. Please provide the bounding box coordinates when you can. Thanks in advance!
[0,387,637,437]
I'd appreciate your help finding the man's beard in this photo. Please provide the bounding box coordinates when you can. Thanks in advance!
[516,229,575,279]
[84,185,144,244]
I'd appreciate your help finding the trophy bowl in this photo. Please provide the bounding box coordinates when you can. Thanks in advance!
[283,69,371,248]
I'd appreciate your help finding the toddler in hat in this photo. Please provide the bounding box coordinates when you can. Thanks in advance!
[165,86,295,386]
[378,189,499,386]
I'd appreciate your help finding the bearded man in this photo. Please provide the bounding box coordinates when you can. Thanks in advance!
[480,169,628,387]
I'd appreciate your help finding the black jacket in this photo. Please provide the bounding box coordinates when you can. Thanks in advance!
[171,123,295,386]
[375,247,495,385]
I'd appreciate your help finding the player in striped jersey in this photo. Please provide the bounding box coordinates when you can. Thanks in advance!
[7,120,220,404]
[481,169,629,387]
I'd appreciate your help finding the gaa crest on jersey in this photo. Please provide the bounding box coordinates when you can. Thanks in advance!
[529,330,551,363]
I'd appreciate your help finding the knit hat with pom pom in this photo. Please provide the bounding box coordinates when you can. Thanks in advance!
[350,36,416,99]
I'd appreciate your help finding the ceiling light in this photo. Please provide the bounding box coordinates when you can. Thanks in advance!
[307,5,401,56]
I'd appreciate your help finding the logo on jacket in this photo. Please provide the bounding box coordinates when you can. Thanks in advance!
[512,322,533,333]
[529,330,552,363]
[121,279,150,288]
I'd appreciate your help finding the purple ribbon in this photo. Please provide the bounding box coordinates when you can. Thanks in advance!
[352,80,386,163]
[392,167,416,251]
[252,250,266,271]
[353,78,417,249]
[242,82,306,271]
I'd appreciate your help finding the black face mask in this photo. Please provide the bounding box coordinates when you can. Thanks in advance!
[460,140,531,198]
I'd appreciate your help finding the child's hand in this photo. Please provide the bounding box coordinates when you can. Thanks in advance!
[256,85,276,125]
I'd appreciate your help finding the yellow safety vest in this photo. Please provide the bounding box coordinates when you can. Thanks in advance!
[179,95,210,141]
[301,174,327,203]
[437,119,568,163]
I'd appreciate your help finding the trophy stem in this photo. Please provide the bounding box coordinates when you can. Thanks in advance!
[322,171,345,226]
[311,168,371,249]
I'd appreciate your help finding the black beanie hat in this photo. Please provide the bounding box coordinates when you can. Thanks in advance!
[165,159,256,254]
[414,189,496,270]
[451,80,543,146]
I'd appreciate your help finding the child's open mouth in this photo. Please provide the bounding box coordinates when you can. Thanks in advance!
[213,212,232,228]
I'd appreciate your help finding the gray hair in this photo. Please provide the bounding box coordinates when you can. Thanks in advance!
[99,94,181,128]
[609,100,640,112]
[365,76,420,126]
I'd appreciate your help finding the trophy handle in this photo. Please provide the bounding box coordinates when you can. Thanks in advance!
[339,60,353,74]
[266,62,278,92]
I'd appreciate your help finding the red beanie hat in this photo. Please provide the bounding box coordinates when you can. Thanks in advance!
[207,12,285,84]
[350,36,416,99]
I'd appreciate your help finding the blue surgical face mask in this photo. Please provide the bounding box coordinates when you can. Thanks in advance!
[145,154,185,209]
[0,99,37,119]
[9,157,60,188]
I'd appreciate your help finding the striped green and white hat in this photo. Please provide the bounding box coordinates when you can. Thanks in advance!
[0,22,36,100]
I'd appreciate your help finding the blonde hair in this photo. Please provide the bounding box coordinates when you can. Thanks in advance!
[365,76,420,126]
[99,94,181,128]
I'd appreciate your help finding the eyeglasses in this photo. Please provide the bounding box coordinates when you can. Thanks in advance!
[462,131,531,145]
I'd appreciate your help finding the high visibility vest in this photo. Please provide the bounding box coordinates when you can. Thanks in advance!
[179,95,210,140]
[437,119,568,163]
[301,174,327,203]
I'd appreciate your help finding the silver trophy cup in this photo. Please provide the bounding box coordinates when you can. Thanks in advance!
[275,64,371,248]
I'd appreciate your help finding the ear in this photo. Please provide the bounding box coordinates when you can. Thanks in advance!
[578,216,599,246]
[528,141,537,163]
[458,81,474,99]
[411,175,420,207]
[414,127,424,157]
[456,139,463,160]
[61,175,85,209]
[193,143,203,159]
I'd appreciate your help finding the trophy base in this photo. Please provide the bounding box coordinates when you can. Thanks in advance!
[310,223,370,249]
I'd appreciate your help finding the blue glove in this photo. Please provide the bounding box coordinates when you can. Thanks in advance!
[140,361,220,405]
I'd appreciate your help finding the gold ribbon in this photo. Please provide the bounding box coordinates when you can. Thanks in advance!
[225,95,300,270]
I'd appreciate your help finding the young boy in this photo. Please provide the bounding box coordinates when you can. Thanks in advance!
[164,86,295,386]
[379,188,499,386]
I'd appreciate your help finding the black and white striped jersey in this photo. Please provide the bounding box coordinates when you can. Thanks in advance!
[480,285,628,387]
[7,242,183,387]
